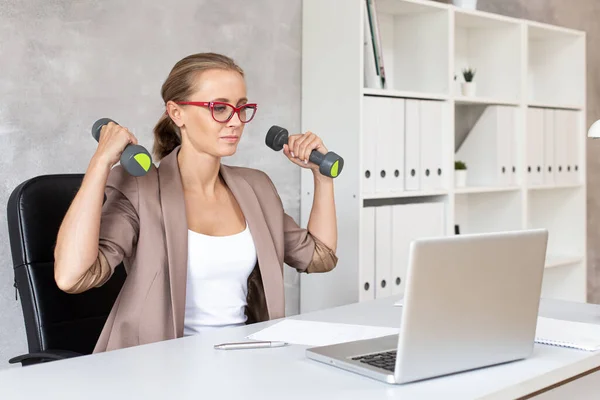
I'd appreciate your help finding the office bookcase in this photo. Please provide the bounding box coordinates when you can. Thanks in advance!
[299,0,587,313]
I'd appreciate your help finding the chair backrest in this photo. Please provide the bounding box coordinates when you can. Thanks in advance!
[7,174,126,355]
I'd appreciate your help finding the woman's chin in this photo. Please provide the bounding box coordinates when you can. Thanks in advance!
[218,145,239,157]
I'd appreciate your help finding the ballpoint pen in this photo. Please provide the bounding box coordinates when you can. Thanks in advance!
[214,341,288,350]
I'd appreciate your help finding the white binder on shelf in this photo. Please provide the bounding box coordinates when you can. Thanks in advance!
[367,97,405,194]
[553,109,570,186]
[388,98,405,192]
[390,202,446,296]
[526,108,544,186]
[419,100,445,191]
[543,109,555,185]
[455,105,515,187]
[361,96,377,195]
[359,207,376,302]
[561,110,580,185]
[374,205,392,299]
[404,100,421,191]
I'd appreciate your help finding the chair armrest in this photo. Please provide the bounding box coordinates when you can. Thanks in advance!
[9,349,82,366]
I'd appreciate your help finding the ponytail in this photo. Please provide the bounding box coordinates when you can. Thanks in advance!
[152,112,181,161]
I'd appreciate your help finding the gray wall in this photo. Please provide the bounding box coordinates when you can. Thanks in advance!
[0,0,302,367]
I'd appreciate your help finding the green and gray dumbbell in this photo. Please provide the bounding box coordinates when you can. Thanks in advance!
[91,118,153,176]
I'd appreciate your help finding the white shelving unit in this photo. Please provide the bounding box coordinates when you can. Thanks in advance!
[300,0,587,313]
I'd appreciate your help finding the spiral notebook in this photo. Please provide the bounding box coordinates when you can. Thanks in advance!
[535,317,600,351]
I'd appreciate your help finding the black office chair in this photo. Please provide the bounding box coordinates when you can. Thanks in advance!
[6,174,126,366]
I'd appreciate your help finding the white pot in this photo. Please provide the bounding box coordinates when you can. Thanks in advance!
[452,0,478,9]
[455,170,467,187]
[461,82,476,97]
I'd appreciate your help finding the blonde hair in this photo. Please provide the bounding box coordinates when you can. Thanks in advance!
[152,52,245,160]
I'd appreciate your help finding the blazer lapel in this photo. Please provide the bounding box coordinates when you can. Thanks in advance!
[220,165,284,320]
[157,147,188,338]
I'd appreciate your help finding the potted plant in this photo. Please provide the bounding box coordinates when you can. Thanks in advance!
[452,0,478,10]
[455,160,467,187]
[461,68,476,96]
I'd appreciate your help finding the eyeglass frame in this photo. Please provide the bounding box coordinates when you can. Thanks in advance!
[174,101,258,123]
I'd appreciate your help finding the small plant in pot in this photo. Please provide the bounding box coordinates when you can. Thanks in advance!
[461,68,476,97]
[455,160,467,187]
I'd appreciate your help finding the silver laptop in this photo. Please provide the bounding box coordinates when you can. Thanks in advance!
[306,229,548,384]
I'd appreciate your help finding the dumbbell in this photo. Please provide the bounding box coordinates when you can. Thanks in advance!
[91,118,153,177]
[265,125,344,178]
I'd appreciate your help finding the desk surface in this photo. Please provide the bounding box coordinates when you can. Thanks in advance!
[2,296,600,400]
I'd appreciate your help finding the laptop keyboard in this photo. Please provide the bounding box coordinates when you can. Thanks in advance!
[351,350,397,372]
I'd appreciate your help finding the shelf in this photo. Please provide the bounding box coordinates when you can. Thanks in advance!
[454,185,520,194]
[362,189,448,200]
[376,0,449,14]
[527,102,583,111]
[453,7,521,28]
[454,5,522,100]
[545,255,583,269]
[454,189,522,235]
[455,96,520,106]
[363,88,448,101]
[527,23,585,107]
[370,0,450,94]
[527,183,583,191]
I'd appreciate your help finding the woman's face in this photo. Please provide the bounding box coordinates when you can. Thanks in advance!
[174,69,252,158]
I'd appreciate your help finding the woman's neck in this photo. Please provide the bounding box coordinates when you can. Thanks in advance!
[177,145,222,198]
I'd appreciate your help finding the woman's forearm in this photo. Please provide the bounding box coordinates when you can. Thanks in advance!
[306,173,337,252]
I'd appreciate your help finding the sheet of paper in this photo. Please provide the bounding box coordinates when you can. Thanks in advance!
[535,317,600,351]
[246,319,399,347]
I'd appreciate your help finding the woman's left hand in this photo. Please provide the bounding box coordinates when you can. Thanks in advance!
[282,131,328,173]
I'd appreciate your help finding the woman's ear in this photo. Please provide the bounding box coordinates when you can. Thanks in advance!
[166,100,184,128]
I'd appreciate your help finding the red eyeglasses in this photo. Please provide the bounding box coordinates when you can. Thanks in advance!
[175,101,258,123]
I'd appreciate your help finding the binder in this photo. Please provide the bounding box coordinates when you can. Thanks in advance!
[562,110,580,185]
[362,96,405,195]
[420,100,445,191]
[391,202,446,296]
[359,207,375,302]
[362,97,377,195]
[374,205,392,298]
[499,106,516,186]
[526,108,544,186]
[553,109,569,185]
[404,100,421,191]
[455,105,515,187]
[543,109,555,185]
[389,98,405,192]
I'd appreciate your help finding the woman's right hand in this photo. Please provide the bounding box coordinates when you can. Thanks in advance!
[92,122,139,168]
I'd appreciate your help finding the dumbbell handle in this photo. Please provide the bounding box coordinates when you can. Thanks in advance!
[265,125,344,178]
[91,118,153,177]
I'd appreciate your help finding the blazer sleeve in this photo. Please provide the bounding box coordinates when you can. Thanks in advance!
[264,174,338,274]
[65,166,140,294]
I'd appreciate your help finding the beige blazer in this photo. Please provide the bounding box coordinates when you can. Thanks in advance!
[66,145,338,353]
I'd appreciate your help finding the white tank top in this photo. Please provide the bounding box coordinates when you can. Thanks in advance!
[183,222,257,336]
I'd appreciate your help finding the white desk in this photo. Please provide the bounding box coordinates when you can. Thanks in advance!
[2,296,600,399]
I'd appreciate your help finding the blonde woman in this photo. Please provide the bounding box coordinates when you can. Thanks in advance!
[54,53,338,352]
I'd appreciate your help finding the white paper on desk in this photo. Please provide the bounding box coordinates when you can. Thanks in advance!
[535,317,600,351]
[245,320,399,347]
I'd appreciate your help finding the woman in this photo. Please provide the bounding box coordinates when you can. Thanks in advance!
[53,52,338,352]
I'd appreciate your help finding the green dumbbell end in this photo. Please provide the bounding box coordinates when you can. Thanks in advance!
[330,160,339,178]
[134,153,152,172]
